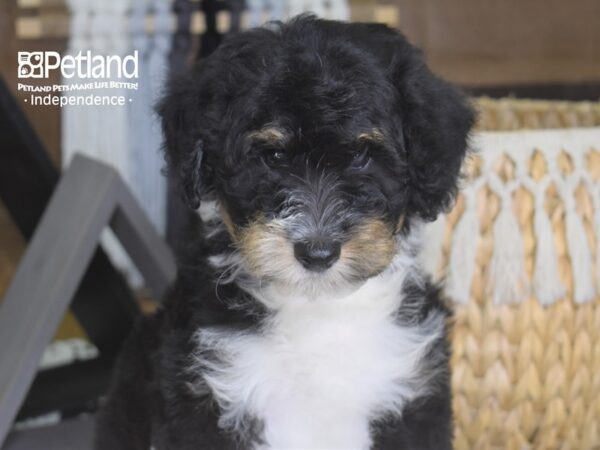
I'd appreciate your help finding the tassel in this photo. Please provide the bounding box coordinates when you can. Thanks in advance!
[419,214,447,282]
[532,195,565,305]
[564,197,596,303]
[596,205,600,297]
[591,187,600,296]
[446,192,480,304]
[488,193,528,304]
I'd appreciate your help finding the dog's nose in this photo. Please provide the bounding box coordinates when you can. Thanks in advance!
[294,240,341,272]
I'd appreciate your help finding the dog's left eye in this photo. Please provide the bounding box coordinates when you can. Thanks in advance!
[261,147,286,166]
[349,147,371,170]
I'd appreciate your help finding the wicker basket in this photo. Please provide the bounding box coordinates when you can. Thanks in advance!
[438,98,600,450]
[476,97,600,132]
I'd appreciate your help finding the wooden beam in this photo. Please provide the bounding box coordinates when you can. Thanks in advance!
[0,154,176,444]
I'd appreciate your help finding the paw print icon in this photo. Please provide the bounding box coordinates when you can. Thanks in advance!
[18,52,44,78]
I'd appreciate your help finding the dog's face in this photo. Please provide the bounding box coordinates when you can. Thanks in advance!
[225,124,401,292]
[159,17,474,296]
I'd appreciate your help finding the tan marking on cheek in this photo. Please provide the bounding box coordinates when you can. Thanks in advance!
[357,128,385,144]
[342,219,396,276]
[236,218,291,276]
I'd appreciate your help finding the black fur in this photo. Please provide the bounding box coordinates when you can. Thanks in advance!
[158,16,472,225]
[95,15,473,450]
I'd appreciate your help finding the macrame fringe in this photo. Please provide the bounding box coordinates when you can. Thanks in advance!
[419,215,447,281]
[533,203,565,304]
[564,203,596,303]
[488,198,528,304]
[596,214,600,297]
[593,189,600,296]
[446,195,479,304]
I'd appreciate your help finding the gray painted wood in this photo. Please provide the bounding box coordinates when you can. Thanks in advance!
[110,181,176,297]
[0,154,176,445]
[2,415,94,450]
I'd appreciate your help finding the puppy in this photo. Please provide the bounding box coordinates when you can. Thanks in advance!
[95,15,474,450]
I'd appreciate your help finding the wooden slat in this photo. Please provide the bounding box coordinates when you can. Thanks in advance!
[4,415,95,450]
[0,155,176,444]
[0,77,138,357]
[0,156,123,444]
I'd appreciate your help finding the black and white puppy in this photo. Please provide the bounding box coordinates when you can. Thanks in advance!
[95,15,474,450]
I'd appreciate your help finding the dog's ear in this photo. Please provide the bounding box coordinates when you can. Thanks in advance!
[398,56,475,221]
[157,63,223,210]
[359,25,475,221]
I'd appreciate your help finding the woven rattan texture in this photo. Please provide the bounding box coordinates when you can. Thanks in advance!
[447,99,600,450]
[475,97,600,132]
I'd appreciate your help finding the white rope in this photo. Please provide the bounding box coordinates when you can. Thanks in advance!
[531,178,565,305]
[440,128,600,305]
[419,213,446,282]
[445,189,480,304]
[487,187,528,305]
[592,184,600,297]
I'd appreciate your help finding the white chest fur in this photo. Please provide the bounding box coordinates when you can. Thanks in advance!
[193,265,444,450]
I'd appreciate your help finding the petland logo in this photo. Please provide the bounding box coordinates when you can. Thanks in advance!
[17,51,139,108]
[18,51,139,79]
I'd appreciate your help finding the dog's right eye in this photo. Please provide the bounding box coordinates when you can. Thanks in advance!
[260,147,287,166]
[349,146,372,171]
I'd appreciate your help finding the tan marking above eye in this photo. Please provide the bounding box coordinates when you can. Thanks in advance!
[357,128,385,144]
[246,127,288,145]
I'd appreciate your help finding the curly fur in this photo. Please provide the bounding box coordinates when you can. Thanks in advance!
[95,15,474,450]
